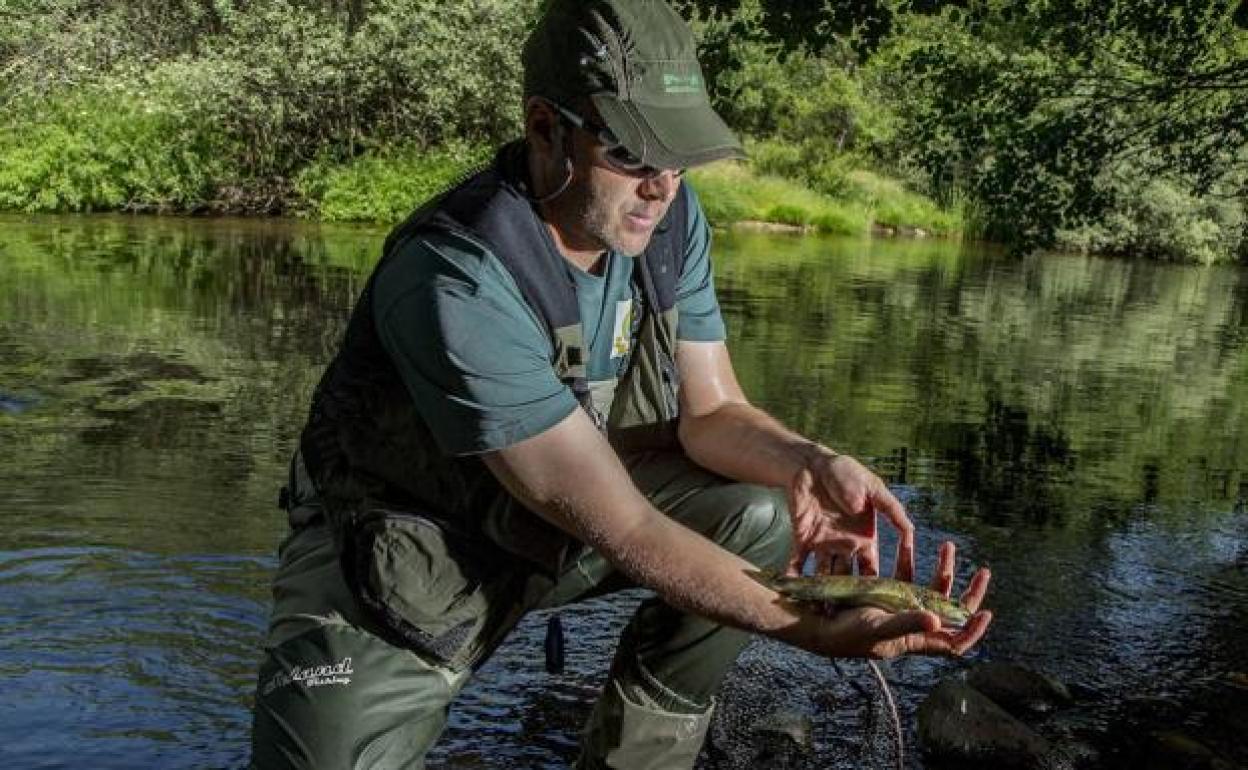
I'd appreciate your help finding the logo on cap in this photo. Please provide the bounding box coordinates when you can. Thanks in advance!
[661,73,703,94]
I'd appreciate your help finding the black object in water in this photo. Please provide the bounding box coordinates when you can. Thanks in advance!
[545,613,565,674]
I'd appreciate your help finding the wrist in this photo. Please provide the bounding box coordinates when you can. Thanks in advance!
[796,441,838,470]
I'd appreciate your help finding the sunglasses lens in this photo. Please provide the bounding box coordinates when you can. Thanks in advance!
[605,145,646,171]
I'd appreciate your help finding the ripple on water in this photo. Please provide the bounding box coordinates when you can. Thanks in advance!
[0,546,268,770]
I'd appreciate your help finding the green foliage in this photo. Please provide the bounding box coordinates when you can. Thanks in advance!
[1,0,538,209]
[1056,168,1247,264]
[297,143,492,223]
[764,204,811,226]
[190,0,536,175]
[692,0,895,152]
[845,169,963,233]
[745,139,962,234]
[687,0,956,235]
[874,0,1248,259]
[5,0,1241,262]
[687,162,875,235]
[0,83,233,212]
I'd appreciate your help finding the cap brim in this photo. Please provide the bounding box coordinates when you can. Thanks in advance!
[592,94,746,170]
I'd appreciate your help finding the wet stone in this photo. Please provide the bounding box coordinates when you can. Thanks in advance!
[918,678,1068,770]
[1139,730,1237,770]
[748,710,814,766]
[965,661,1074,717]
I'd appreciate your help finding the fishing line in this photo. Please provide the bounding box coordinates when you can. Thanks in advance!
[867,659,905,770]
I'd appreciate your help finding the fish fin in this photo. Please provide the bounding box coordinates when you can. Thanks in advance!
[744,567,781,581]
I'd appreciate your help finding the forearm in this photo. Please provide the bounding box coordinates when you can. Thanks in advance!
[678,400,836,487]
[483,410,814,642]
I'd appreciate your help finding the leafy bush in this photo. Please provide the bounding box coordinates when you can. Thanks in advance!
[298,143,492,223]
[692,0,895,155]
[1056,168,1247,264]
[1,0,538,205]
[0,83,233,212]
[765,204,811,226]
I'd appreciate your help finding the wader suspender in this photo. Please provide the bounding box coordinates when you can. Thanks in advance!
[387,140,690,431]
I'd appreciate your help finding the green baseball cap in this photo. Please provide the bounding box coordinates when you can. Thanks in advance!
[523,0,746,170]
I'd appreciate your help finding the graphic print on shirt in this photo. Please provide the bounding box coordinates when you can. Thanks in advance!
[612,299,634,359]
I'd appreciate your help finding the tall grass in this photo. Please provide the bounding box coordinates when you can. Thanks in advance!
[687,161,960,237]
[296,143,492,223]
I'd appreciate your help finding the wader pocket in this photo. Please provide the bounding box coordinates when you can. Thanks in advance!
[348,509,490,667]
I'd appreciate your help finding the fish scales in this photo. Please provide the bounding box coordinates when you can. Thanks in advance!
[746,569,970,628]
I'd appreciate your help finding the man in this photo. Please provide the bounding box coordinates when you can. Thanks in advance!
[250,1,992,767]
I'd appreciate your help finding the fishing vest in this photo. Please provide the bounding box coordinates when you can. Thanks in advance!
[298,140,689,574]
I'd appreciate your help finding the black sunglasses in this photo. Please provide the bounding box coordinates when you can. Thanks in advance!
[548,101,685,180]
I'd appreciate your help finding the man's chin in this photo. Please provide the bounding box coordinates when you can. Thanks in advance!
[610,228,656,257]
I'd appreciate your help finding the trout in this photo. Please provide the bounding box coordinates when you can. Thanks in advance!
[746,569,971,629]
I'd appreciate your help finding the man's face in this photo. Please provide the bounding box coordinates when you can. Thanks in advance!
[554,121,683,258]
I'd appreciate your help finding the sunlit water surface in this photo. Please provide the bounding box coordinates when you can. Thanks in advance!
[1,214,1245,768]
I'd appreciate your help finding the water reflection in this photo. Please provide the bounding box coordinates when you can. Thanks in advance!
[1,214,1246,767]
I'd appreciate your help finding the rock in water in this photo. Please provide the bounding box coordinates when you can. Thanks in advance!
[748,710,814,766]
[918,679,1065,769]
[1142,730,1235,770]
[966,661,1073,716]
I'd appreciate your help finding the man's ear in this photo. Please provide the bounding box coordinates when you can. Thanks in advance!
[525,97,563,159]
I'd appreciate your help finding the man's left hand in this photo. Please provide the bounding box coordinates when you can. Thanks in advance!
[786,448,915,580]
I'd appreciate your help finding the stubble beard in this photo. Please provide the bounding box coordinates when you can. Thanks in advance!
[577,178,655,258]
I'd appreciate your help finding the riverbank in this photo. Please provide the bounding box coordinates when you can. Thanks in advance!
[294,141,962,237]
[0,111,962,238]
[3,1,1244,264]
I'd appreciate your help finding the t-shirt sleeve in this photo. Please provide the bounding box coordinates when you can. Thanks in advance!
[674,183,727,341]
[372,233,579,456]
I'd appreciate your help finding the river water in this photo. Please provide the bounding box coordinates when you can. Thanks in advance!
[1,213,1245,768]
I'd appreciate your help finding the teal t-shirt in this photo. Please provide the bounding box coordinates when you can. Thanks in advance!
[372,183,725,456]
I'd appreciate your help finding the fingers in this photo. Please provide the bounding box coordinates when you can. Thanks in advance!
[951,611,993,655]
[883,609,994,659]
[787,467,815,514]
[857,540,880,577]
[960,567,992,613]
[875,485,915,581]
[786,548,805,576]
[930,541,956,596]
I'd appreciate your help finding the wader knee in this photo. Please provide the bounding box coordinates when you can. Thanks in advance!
[720,485,792,573]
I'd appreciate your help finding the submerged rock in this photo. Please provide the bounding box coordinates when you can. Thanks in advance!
[750,709,813,749]
[748,710,814,766]
[918,678,1066,769]
[1140,730,1236,770]
[966,661,1074,716]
